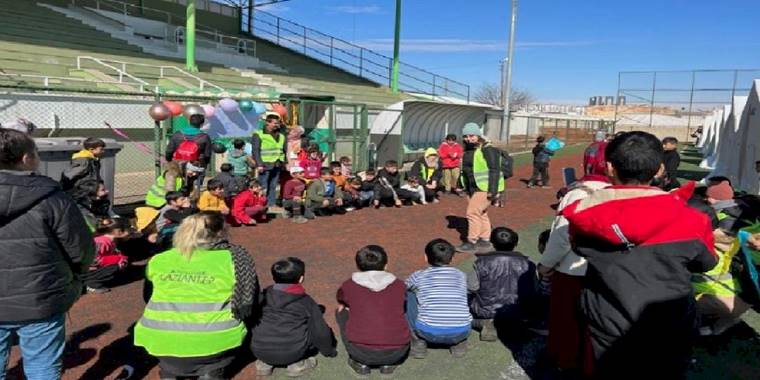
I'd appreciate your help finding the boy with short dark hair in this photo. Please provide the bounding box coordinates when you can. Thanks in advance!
[212,163,242,198]
[227,138,256,177]
[561,131,716,378]
[466,227,537,341]
[336,245,410,376]
[339,156,353,178]
[232,179,267,226]
[330,161,348,189]
[304,167,344,219]
[154,191,195,250]
[282,166,308,224]
[373,161,415,208]
[253,257,337,377]
[659,136,681,190]
[406,239,471,359]
[61,137,106,191]
[197,179,229,214]
[528,136,553,188]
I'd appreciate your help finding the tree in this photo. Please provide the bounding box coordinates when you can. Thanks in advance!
[473,83,535,107]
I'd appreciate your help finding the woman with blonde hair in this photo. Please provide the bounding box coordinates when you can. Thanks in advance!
[134,212,258,379]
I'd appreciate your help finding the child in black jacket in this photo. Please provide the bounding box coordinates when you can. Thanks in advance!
[252,257,337,377]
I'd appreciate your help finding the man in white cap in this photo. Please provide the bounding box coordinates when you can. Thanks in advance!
[457,123,504,253]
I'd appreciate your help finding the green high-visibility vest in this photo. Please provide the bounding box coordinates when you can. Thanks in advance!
[134,248,246,357]
[473,147,504,193]
[255,130,285,163]
[692,243,740,298]
[145,174,183,208]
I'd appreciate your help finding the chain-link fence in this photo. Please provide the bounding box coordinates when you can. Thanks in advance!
[0,85,369,205]
[500,114,611,153]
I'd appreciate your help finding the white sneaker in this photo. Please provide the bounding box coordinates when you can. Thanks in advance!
[345,207,356,212]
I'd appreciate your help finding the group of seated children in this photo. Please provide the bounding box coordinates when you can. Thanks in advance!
[249,227,544,377]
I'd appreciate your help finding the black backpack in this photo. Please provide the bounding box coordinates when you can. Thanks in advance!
[499,148,514,179]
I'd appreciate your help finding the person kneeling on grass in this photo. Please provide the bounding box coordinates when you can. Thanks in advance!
[253,257,338,377]
[336,245,411,376]
[304,167,344,219]
[406,239,471,359]
[232,179,268,226]
[81,218,131,294]
[466,227,538,341]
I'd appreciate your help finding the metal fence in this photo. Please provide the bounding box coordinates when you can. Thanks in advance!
[500,114,610,153]
[613,69,760,140]
[0,84,369,205]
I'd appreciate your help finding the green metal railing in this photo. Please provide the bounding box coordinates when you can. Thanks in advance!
[251,10,471,102]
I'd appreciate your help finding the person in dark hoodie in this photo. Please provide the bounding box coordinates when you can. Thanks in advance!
[466,227,537,342]
[60,137,105,192]
[253,257,337,377]
[656,136,681,190]
[527,136,553,188]
[561,131,716,379]
[409,148,443,203]
[336,245,411,376]
[0,128,95,380]
[458,123,503,253]
[211,163,243,200]
[373,160,415,208]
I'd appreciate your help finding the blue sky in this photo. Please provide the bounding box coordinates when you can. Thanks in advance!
[254,0,760,103]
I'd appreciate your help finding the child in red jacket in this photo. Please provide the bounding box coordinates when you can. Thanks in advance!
[438,134,464,194]
[81,218,131,294]
[232,179,268,226]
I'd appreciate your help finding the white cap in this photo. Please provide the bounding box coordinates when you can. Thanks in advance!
[289,166,304,175]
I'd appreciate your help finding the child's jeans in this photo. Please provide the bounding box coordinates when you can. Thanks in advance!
[0,313,65,380]
[282,199,303,217]
[528,163,549,186]
[405,291,469,345]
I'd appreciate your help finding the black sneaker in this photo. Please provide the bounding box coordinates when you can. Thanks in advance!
[347,357,370,377]
[475,239,494,252]
[456,242,478,253]
[449,339,468,358]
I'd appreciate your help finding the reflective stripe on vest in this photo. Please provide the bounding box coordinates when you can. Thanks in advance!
[145,175,182,208]
[473,147,505,193]
[133,248,246,357]
[256,130,285,163]
[692,243,741,297]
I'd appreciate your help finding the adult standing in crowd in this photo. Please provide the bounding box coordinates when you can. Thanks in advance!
[0,128,95,380]
[438,134,464,195]
[252,114,287,210]
[457,123,503,253]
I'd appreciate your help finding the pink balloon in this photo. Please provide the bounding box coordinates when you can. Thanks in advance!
[202,104,216,118]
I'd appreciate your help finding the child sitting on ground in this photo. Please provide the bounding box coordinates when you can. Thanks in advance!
[336,245,410,376]
[232,179,268,226]
[61,137,106,191]
[305,167,344,219]
[81,218,131,294]
[212,163,242,199]
[343,177,372,210]
[466,227,537,341]
[197,179,229,215]
[401,176,426,205]
[374,161,414,208]
[339,156,353,178]
[330,161,348,189]
[283,166,308,224]
[155,191,195,250]
[227,139,256,177]
[406,239,471,359]
[253,257,338,377]
[300,145,323,180]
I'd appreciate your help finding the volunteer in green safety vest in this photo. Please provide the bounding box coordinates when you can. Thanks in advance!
[457,123,504,254]
[252,113,286,208]
[408,147,443,203]
[145,161,199,208]
[134,212,259,378]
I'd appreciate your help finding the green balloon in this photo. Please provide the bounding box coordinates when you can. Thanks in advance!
[239,99,254,112]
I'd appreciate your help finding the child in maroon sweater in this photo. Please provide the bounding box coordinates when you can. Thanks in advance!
[336,245,410,376]
[283,166,308,224]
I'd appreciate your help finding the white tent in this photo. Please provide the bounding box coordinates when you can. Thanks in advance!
[736,80,760,194]
[707,96,748,184]
[696,111,715,148]
[700,106,729,169]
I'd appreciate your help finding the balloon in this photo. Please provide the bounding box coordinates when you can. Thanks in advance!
[183,104,205,120]
[272,103,287,118]
[219,98,238,113]
[163,101,183,116]
[148,103,171,121]
[202,104,215,118]
[239,99,254,112]
[212,142,227,154]
[252,101,266,114]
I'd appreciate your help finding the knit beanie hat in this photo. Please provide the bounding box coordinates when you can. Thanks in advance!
[706,181,733,201]
[461,123,483,137]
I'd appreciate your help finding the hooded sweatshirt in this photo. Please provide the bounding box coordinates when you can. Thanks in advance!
[61,149,101,191]
[0,171,95,321]
[409,148,443,184]
[337,271,410,349]
[227,148,251,176]
[561,182,716,377]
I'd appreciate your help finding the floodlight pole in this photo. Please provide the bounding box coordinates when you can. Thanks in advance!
[391,0,401,93]
[502,0,517,144]
[186,0,198,72]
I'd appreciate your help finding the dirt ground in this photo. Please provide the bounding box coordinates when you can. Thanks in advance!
[4,149,584,380]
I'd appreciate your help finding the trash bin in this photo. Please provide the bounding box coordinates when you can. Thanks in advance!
[35,137,123,202]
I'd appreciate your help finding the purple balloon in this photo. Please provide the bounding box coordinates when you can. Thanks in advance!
[202,104,216,118]
[219,98,238,113]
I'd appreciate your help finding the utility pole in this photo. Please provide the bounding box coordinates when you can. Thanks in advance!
[185,0,198,72]
[391,0,401,93]
[502,0,517,143]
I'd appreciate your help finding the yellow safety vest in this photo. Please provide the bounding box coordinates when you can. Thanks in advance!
[473,146,505,193]
[693,237,741,298]
[145,174,183,208]
[134,248,246,357]
[255,130,285,163]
